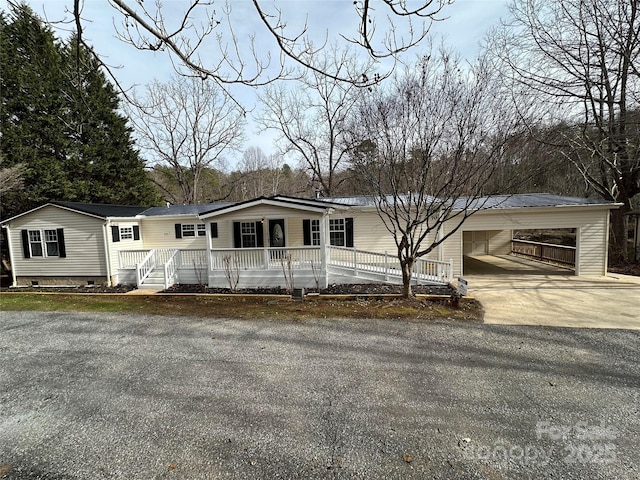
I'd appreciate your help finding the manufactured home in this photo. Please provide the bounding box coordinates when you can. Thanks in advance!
[1,194,619,289]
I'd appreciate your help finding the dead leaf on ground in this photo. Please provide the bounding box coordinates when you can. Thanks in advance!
[403,453,413,463]
[167,463,178,471]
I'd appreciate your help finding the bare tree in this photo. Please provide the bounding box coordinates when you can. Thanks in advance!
[257,46,367,196]
[488,0,640,263]
[0,159,24,198]
[64,0,449,103]
[126,76,245,204]
[237,147,283,199]
[349,49,524,297]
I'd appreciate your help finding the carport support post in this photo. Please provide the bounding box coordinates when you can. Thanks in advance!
[320,213,328,289]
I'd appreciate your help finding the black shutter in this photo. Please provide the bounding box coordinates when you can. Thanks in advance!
[111,226,120,242]
[345,217,354,247]
[210,222,218,238]
[233,222,241,248]
[303,220,311,246]
[57,228,66,258]
[21,230,30,258]
[174,223,182,239]
[133,225,140,240]
[256,221,264,247]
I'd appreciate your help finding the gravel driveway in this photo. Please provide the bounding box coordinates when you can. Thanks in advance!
[0,312,638,479]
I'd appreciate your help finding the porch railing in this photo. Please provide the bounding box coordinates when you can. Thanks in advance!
[328,246,453,284]
[119,249,208,269]
[512,239,576,266]
[209,247,322,270]
[119,250,150,269]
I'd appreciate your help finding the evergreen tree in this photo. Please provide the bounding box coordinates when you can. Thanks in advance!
[0,3,159,218]
[0,3,70,216]
[60,36,159,206]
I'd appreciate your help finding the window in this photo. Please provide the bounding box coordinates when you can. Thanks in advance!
[177,224,206,238]
[23,229,65,258]
[44,230,59,256]
[182,224,196,237]
[329,219,345,246]
[120,226,133,240]
[28,230,43,257]
[233,221,263,248]
[311,220,320,246]
[112,225,139,242]
[241,222,257,248]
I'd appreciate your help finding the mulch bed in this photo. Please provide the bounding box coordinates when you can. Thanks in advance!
[1,284,136,294]
[163,283,456,296]
[1,283,455,296]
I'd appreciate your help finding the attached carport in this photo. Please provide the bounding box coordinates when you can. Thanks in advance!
[441,194,621,278]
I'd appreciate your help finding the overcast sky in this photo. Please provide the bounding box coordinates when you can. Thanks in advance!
[3,0,511,163]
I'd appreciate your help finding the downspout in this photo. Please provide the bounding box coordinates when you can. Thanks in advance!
[102,222,113,287]
[437,222,444,262]
[4,225,17,287]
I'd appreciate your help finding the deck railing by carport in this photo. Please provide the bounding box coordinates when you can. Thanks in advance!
[511,239,576,266]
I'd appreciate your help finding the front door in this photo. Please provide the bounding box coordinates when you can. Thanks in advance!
[269,219,286,260]
[269,219,285,248]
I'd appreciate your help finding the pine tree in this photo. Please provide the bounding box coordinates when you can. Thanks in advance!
[0,3,70,216]
[60,36,159,206]
[0,3,159,218]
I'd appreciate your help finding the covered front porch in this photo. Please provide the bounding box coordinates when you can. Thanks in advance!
[116,247,453,290]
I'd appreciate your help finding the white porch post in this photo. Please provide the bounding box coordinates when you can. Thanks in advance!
[320,212,328,289]
[102,222,113,287]
[205,220,213,287]
[4,225,17,287]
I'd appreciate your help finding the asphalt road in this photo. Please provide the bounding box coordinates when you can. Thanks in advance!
[0,312,638,479]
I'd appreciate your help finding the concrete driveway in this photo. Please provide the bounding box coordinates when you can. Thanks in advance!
[1,311,638,479]
[464,256,640,329]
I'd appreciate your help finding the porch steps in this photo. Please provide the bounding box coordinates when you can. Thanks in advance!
[138,268,169,290]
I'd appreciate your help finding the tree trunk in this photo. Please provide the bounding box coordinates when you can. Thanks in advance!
[401,259,413,298]
[609,206,630,265]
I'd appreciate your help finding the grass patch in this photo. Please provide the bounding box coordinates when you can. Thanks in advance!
[0,293,483,322]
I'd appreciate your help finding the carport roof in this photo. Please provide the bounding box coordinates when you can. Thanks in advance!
[454,193,619,210]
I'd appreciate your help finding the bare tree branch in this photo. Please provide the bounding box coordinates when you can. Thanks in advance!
[348,48,525,296]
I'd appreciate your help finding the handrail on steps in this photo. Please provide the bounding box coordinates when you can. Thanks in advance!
[136,249,156,287]
[163,250,180,289]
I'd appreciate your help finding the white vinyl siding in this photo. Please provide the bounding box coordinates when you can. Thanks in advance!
[212,205,324,248]
[8,205,106,277]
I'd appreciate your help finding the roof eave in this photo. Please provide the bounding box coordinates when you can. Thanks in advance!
[199,198,334,219]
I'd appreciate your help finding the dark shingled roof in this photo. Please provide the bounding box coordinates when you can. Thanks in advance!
[52,201,148,218]
[140,203,234,217]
